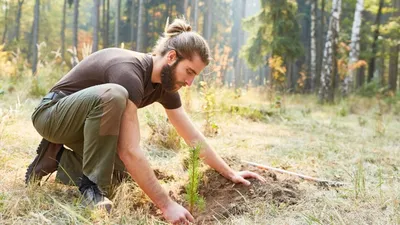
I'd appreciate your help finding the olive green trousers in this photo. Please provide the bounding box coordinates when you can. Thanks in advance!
[31,84,130,193]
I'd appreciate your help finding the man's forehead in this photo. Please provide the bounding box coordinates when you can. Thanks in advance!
[181,54,205,74]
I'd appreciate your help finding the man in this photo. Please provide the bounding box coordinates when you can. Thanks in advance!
[26,18,264,224]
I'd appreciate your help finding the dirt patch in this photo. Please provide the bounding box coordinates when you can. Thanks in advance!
[144,158,302,224]
[175,157,302,224]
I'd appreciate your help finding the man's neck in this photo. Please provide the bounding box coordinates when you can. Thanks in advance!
[151,55,164,84]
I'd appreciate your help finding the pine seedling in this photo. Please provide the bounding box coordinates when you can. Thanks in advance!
[185,145,205,214]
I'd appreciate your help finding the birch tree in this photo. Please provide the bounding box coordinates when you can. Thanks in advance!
[342,0,364,96]
[310,0,317,92]
[319,0,342,103]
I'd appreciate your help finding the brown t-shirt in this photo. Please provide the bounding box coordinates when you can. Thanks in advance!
[50,48,181,109]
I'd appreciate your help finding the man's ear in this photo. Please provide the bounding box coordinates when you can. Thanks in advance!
[166,50,177,65]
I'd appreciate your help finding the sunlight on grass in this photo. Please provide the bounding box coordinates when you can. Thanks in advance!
[1,81,399,224]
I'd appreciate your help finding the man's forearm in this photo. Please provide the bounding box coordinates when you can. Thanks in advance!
[119,149,172,210]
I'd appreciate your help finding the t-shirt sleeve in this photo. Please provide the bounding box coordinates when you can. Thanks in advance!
[105,63,144,108]
[158,91,182,109]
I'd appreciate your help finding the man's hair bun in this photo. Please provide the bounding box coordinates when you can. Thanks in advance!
[164,18,192,38]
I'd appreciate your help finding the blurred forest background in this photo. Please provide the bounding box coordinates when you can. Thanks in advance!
[0,0,399,103]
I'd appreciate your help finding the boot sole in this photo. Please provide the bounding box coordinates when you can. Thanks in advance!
[25,138,50,185]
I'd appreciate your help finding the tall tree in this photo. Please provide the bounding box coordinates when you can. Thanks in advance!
[115,0,121,47]
[342,0,364,96]
[15,0,25,42]
[136,0,144,52]
[367,0,384,82]
[72,0,79,67]
[241,0,303,87]
[316,0,326,87]
[2,0,9,44]
[61,0,67,60]
[93,0,100,52]
[192,0,199,31]
[319,0,342,103]
[387,0,400,92]
[102,0,110,48]
[32,0,40,75]
[310,0,317,92]
[130,0,136,49]
[388,44,398,92]
[203,0,212,43]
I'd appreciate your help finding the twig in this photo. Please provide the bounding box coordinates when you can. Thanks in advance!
[243,160,347,187]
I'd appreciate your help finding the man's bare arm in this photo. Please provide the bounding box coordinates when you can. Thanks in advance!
[118,100,194,224]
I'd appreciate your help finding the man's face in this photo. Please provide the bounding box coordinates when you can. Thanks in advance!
[161,52,206,93]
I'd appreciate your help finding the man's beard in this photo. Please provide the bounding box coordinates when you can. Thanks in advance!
[161,61,179,93]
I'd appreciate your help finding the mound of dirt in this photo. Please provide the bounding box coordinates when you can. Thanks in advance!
[142,157,301,224]
[178,157,302,224]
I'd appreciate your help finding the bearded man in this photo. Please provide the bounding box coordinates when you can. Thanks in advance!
[26,18,264,224]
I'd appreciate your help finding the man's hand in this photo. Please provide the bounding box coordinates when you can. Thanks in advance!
[161,200,195,224]
[230,171,266,186]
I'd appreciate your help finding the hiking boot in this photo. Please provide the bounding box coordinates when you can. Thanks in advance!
[79,175,113,212]
[25,138,65,185]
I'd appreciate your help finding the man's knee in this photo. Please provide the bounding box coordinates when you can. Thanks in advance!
[100,84,129,111]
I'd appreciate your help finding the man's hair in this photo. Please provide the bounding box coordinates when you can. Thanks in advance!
[152,18,211,65]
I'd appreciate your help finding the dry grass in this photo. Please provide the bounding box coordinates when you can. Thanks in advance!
[1,83,399,224]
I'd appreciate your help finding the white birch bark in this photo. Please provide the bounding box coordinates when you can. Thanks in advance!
[310,0,317,92]
[319,0,341,103]
[343,0,364,96]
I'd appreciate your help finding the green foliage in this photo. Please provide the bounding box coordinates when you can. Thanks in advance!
[240,0,303,70]
[200,81,219,137]
[356,79,381,97]
[145,111,181,151]
[30,76,48,97]
[354,159,366,199]
[185,145,205,214]
[228,104,273,122]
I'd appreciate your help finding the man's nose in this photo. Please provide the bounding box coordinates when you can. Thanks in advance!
[185,77,195,86]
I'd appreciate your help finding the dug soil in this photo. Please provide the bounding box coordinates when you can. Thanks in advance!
[175,157,302,224]
[146,157,302,224]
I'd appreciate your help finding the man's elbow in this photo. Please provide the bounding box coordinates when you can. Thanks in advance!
[118,147,141,165]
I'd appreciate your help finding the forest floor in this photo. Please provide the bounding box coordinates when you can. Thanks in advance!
[1,84,400,224]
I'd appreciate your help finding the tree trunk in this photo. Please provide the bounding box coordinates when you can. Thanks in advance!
[356,64,365,88]
[367,0,384,83]
[61,0,67,60]
[310,0,317,92]
[343,0,363,96]
[234,0,246,89]
[316,0,325,89]
[203,0,212,43]
[32,0,40,75]
[130,0,136,49]
[319,0,341,103]
[192,0,199,31]
[92,0,100,52]
[177,0,187,17]
[388,44,398,92]
[15,0,25,42]
[103,0,110,48]
[114,0,121,47]
[2,0,9,44]
[72,0,80,67]
[136,0,144,52]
